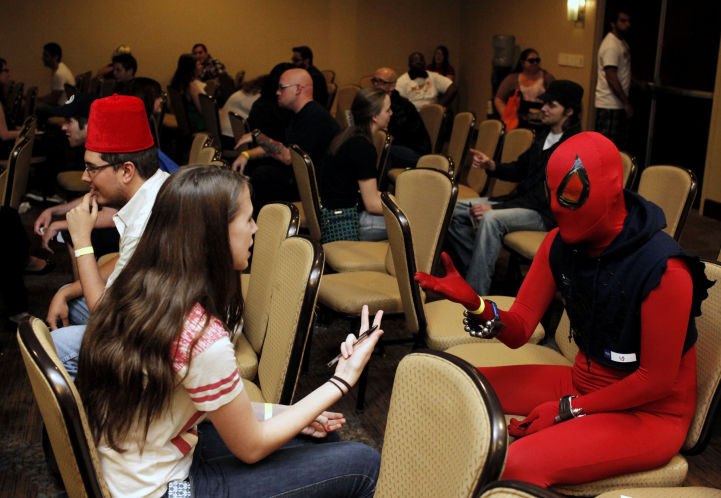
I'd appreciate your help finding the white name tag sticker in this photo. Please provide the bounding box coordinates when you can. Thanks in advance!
[609,351,637,363]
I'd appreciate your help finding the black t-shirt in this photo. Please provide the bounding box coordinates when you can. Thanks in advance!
[320,135,377,209]
[308,65,330,108]
[286,101,340,167]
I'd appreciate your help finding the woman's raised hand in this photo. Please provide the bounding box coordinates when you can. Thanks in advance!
[333,305,383,386]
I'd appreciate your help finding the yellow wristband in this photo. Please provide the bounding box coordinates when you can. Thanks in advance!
[264,403,272,420]
[469,297,485,315]
[241,150,251,160]
[74,246,95,258]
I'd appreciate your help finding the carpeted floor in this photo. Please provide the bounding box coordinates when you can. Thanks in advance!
[1,202,720,495]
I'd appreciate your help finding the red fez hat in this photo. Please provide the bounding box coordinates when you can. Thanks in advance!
[85,94,154,153]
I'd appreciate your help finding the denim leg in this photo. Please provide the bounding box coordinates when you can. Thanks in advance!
[191,422,380,498]
[67,296,90,325]
[51,324,87,380]
[446,197,492,273]
[464,208,547,295]
[358,211,387,241]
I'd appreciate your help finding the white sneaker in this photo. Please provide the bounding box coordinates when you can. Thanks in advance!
[18,201,32,214]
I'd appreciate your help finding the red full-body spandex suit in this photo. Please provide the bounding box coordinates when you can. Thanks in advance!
[417,132,710,487]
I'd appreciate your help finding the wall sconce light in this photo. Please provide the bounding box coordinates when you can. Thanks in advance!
[567,0,585,26]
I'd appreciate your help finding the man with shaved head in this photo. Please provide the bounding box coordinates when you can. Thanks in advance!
[373,66,431,169]
[232,68,339,212]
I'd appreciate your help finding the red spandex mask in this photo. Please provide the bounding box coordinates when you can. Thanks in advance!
[546,132,627,249]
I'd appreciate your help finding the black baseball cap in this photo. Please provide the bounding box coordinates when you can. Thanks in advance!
[538,80,584,109]
[50,93,98,119]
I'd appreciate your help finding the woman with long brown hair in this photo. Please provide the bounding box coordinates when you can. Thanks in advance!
[77,165,382,497]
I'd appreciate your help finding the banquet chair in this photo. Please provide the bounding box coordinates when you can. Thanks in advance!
[448,259,721,496]
[381,190,544,351]
[321,69,335,85]
[386,152,455,186]
[484,128,534,198]
[419,103,445,153]
[235,202,300,380]
[358,75,374,88]
[374,351,507,497]
[198,93,240,161]
[479,480,564,498]
[596,487,721,498]
[18,317,110,498]
[334,85,360,129]
[2,133,33,208]
[458,119,504,200]
[638,165,697,241]
[242,236,324,405]
[375,130,394,191]
[446,111,477,176]
[228,111,250,144]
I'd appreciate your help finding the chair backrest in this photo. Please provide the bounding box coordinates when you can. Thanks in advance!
[187,132,214,164]
[256,236,324,404]
[75,71,92,93]
[321,69,335,85]
[393,168,458,277]
[359,75,374,88]
[683,259,721,453]
[243,202,300,354]
[198,93,222,149]
[166,86,192,137]
[463,119,505,195]
[334,85,360,129]
[23,86,38,121]
[419,103,445,153]
[480,480,564,498]
[417,154,453,178]
[99,79,115,97]
[3,132,34,208]
[488,128,534,197]
[375,350,507,497]
[637,165,697,241]
[18,318,110,498]
[326,81,338,110]
[375,130,394,190]
[620,151,639,190]
[228,111,250,144]
[447,111,476,173]
[289,144,323,241]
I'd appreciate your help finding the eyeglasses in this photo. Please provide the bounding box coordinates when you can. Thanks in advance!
[278,83,302,91]
[372,77,395,85]
[525,57,541,64]
[84,161,122,176]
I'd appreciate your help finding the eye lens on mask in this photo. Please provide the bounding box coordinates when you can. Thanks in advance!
[557,155,589,209]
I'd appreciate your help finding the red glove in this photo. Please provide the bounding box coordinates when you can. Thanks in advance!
[414,252,482,311]
[507,400,559,437]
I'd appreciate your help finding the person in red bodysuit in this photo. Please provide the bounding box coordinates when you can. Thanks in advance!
[416,131,712,487]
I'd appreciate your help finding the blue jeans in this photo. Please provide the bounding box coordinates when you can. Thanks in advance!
[446,198,547,295]
[359,211,387,241]
[52,324,86,379]
[191,422,380,497]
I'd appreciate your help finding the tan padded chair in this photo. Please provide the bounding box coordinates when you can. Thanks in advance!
[419,103,445,153]
[2,134,33,208]
[450,260,721,497]
[446,111,477,176]
[375,130,394,191]
[358,75,374,88]
[375,351,507,497]
[638,165,697,241]
[334,85,361,129]
[386,153,455,186]
[485,128,534,198]
[75,71,92,93]
[18,317,111,497]
[99,78,115,97]
[480,480,564,498]
[242,237,323,405]
[57,171,90,194]
[236,203,300,380]
[382,190,543,351]
[459,119,504,200]
[318,168,457,317]
[289,145,323,241]
[620,150,639,190]
[228,111,250,144]
[321,69,335,85]
[596,487,721,498]
[199,94,239,160]
[186,132,215,164]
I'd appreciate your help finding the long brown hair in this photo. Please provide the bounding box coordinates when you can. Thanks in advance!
[77,165,248,451]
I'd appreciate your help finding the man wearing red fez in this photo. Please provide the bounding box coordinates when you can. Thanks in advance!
[48,94,170,378]
[416,132,712,487]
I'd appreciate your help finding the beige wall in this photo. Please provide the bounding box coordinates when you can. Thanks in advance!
[0,0,461,94]
[459,0,600,130]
